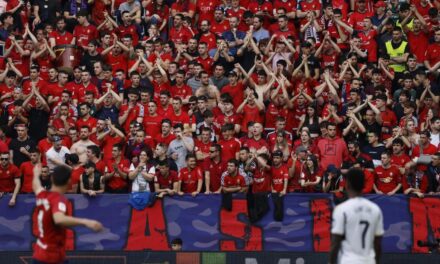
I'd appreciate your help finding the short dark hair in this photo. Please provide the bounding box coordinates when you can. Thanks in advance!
[52,166,72,187]
[345,168,364,193]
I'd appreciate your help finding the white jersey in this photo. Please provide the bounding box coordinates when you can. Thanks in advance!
[331,197,384,264]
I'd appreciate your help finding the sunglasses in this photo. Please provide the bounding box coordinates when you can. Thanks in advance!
[0,158,9,161]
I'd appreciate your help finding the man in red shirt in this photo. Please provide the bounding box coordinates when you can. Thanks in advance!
[195,127,212,161]
[221,158,247,193]
[347,0,373,31]
[104,143,130,193]
[369,94,397,140]
[73,10,98,50]
[169,13,194,44]
[155,119,176,147]
[196,20,218,50]
[177,154,203,196]
[374,151,402,195]
[154,160,179,198]
[271,150,288,195]
[218,124,241,161]
[411,130,438,171]
[170,97,191,128]
[204,143,227,193]
[20,148,41,193]
[119,89,145,133]
[76,103,98,133]
[390,138,410,175]
[425,28,440,72]
[317,122,349,169]
[211,7,230,36]
[0,152,20,206]
[170,70,193,104]
[49,17,74,48]
[77,70,100,103]
[143,101,163,139]
[32,165,102,264]
[196,42,214,74]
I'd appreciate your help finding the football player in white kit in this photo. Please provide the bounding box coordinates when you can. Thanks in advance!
[329,168,384,264]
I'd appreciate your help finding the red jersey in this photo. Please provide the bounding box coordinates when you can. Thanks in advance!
[425,42,440,66]
[391,154,411,168]
[143,114,164,138]
[20,161,36,193]
[407,30,429,63]
[178,166,203,193]
[374,165,402,194]
[359,29,378,62]
[73,24,98,47]
[203,158,227,192]
[169,26,193,44]
[218,137,241,161]
[348,10,373,31]
[0,164,20,192]
[170,84,193,100]
[211,19,230,36]
[32,191,71,263]
[154,170,178,189]
[170,111,191,126]
[197,0,220,25]
[76,83,100,103]
[222,172,246,188]
[240,105,263,133]
[252,166,271,193]
[362,169,375,194]
[402,172,428,193]
[100,134,124,162]
[271,164,289,192]
[380,109,397,140]
[117,24,139,45]
[222,82,244,109]
[105,158,130,191]
[119,103,145,132]
[76,116,97,131]
[155,133,176,147]
[49,31,74,46]
[195,140,211,157]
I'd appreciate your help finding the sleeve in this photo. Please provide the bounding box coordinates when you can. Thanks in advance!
[148,166,156,174]
[374,209,385,236]
[196,168,203,180]
[331,206,345,235]
[50,196,67,215]
[129,163,135,172]
[13,166,20,178]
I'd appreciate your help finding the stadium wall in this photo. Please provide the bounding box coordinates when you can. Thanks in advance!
[0,194,439,254]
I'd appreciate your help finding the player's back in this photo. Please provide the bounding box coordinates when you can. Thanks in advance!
[32,190,70,263]
[332,197,384,264]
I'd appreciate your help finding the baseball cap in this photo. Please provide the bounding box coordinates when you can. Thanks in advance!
[52,135,62,142]
[374,1,386,8]
[327,164,338,174]
[295,146,308,154]
[273,150,283,157]
[228,71,238,77]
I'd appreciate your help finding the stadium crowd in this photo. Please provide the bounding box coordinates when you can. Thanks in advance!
[1,0,440,207]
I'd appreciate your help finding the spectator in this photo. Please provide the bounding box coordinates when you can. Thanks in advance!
[402,163,428,198]
[79,161,104,196]
[167,123,194,170]
[373,151,402,195]
[45,136,70,172]
[300,154,322,192]
[9,124,36,167]
[221,158,247,194]
[19,148,40,193]
[177,154,203,196]
[0,152,20,206]
[70,126,97,164]
[427,152,440,195]
[154,160,178,198]
[316,122,348,169]
[128,148,155,193]
[104,143,130,193]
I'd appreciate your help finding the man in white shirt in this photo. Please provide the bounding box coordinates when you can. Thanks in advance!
[45,136,70,172]
[329,168,384,264]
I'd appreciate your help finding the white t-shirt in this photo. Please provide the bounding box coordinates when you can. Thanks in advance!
[331,197,384,264]
[129,163,155,193]
[45,146,70,171]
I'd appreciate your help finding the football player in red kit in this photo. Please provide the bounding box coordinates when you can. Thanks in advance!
[32,165,103,264]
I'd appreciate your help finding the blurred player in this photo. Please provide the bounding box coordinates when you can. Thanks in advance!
[32,165,103,264]
[329,168,384,264]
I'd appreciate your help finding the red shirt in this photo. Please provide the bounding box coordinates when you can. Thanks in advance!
[105,158,130,191]
[117,24,139,45]
[391,154,411,168]
[196,55,214,74]
[76,83,100,103]
[222,172,246,188]
[402,172,428,193]
[348,10,373,31]
[407,30,429,63]
[363,169,375,194]
[374,165,402,194]
[76,116,97,131]
[252,166,271,193]
[73,24,98,47]
[218,137,241,161]
[169,26,193,44]
[197,0,220,25]
[240,105,263,133]
[170,84,193,100]
[154,170,178,189]
[170,111,191,126]
[119,103,145,132]
[143,114,164,139]
[20,161,36,193]
[49,31,74,46]
[244,137,269,152]
[100,134,124,162]
[425,42,440,66]
[155,133,176,147]
[380,109,397,140]
[32,191,71,263]
[271,164,289,192]
[0,164,20,192]
[359,29,378,62]
[211,19,230,36]
[178,166,203,193]
[203,158,226,192]
[222,82,244,109]
[106,51,128,74]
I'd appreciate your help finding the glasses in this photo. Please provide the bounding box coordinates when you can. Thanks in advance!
[189,102,196,105]
[0,158,8,161]
[209,150,217,153]
[17,130,25,132]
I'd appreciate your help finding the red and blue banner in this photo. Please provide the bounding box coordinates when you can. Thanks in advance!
[0,194,439,253]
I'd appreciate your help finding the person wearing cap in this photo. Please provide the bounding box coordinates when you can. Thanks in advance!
[45,135,71,172]
[371,1,389,27]
[80,161,104,196]
[211,6,229,36]
[322,164,343,194]
[351,158,375,194]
